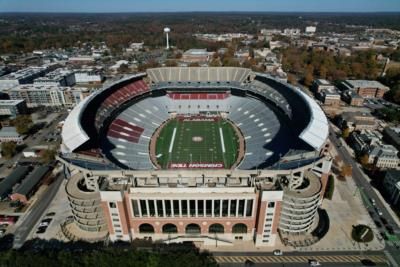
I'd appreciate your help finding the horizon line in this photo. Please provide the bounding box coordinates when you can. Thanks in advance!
[1,11,400,14]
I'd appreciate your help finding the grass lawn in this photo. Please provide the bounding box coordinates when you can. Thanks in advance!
[155,117,239,169]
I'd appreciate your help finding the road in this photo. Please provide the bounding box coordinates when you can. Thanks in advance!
[213,251,388,266]
[328,125,400,266]
[13,173,65,249]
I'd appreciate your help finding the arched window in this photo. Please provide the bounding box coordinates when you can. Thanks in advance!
[209,223,224,234]
[232,223,247,234]
[139,223,154,233]
[185,223,201,234]
[162,223,178,234]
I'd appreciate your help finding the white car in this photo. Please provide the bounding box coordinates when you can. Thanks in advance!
[309,259,321,266]
[38,222,49,227]
[273,250,283,256]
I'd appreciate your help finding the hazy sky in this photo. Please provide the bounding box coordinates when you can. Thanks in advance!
[0,0,399,13]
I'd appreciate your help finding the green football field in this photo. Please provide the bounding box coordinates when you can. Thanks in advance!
[155,118,239,169]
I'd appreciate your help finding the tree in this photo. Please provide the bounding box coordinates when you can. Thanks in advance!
[41,149,57,163]
[324,175,335,200]
[303,66,314,87]
[13,115,33,135]
[359,154,370,167]
[340,164,353,178]
[1,142,16,159]
[342,127,350,139]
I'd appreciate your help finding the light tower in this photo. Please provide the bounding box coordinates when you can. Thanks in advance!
[164,27,170,50]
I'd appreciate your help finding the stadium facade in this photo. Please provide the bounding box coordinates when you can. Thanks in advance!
[59,67,331,247]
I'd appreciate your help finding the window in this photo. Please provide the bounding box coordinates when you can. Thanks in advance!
[116,230,122,233]
[214,200,220,217]
[238,199,245,217]
[267,213,273,216]
[109,202,117,209]
[222,200,229,217]
[185,223,201,234]
[112,219,119,222]
[157,200,163,217]
[132,200,140,217]
[182,200,188,216]
[266,218,273,222]
[209,223,224,234]
[246,199,253,217]
[162,223,178,233]
[114,224,121,228]
[112,213,118,217]
[230,200,237,216]
[149,200,156,216]
[232,223,247,234]
[198,200,204,217]
[263,234,270,238]
[140,200,148,217]
[165,200,172,216]
[173,200,180,215]
[190,200,196,216]
[267,202,275,208]
[206,200,212,216]
[139,224,154,234]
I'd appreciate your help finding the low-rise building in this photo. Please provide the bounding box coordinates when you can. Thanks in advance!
[341,80,389,99]
[10,166,51,203]
[341,90,364,106]
[68,56,96,65]
[74,68,103,84]
[339,111,377,131]
[368,144,399,169]
[349,129,383,154]
[312,79,335,94]
[182,49,213,63]
[34,69,75,86]
[7,84,88,108]
[383,170,400,207]
[383,127,400,151]
[0,66,49,90]
[0,127,23,144]
[320,88,341,107]
[0,100,28,119]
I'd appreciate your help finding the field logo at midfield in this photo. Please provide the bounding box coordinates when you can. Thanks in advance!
[192,136,203,142]
[169,162,224,169]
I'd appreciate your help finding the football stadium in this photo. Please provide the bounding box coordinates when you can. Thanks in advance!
[59,67,332,247]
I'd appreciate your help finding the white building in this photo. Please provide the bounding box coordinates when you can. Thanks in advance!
[368,144,400,169]
[305,26,317,34]
[7,84,89,108]
[283,28,301,36]
[74,68,103,84]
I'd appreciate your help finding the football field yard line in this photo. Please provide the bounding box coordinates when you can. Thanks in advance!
[168,127,177,153]
[219,127,226,153]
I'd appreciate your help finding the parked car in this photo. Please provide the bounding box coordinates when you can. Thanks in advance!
[309,259,321,266]
[46,212,56,217]
[273,250,283,256]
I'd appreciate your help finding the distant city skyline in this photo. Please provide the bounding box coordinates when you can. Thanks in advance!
[0,0,400,13]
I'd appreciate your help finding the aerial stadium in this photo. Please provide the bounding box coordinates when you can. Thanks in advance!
[59,67,332,247]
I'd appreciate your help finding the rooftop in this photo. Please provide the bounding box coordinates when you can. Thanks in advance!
[0,127,20,137]
[0,99,25,106]
[344,80,389,90]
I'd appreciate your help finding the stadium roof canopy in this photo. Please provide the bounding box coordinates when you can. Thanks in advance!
[297,89,329,150]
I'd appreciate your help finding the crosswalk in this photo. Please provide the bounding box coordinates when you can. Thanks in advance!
[214,254,387,264]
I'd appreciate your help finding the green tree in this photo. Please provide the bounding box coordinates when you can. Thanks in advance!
[359,154,370,167]
[303,66,314,87]
[342,127,350,139]
[1,142,17,159]
[13,115,33,135]
[41,149,57,163]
